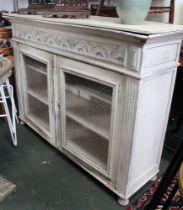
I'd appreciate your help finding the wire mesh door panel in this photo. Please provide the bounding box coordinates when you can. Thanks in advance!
[23,55,50,132]
[63,72,113,176]
[19,44,55,144]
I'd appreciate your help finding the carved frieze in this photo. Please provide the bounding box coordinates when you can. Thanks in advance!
[14,24,142,71]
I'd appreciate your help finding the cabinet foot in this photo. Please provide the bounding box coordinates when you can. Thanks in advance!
[20,120,25,125]
[151,175,157,182]
[118,197,129,206]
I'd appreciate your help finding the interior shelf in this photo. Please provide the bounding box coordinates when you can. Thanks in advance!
[66,83,112,104]
[26,64,47,76]
[27,94,50,132]
[65,74,112,104]
[66,91,111,140]
[66,117,109,171]
[25,61,48,105]
[27,86,48,105]
[24,55,47,75]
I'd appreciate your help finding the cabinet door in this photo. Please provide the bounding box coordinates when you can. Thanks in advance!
[18,44,55,145]
[57,57,124,178]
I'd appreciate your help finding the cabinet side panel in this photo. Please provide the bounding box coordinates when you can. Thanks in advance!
[142,42,180,72]
[127,69,176,197]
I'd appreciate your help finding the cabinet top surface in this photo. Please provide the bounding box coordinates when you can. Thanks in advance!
[5,13,183,36]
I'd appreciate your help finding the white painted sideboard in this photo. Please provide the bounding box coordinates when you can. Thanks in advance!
[6,13,183,205]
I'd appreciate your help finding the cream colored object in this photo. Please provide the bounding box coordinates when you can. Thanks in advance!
[0,57,12,85]
[8,13,183,205]
[0,177,16,202]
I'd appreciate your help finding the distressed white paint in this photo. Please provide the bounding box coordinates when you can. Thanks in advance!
[8,14,183,205]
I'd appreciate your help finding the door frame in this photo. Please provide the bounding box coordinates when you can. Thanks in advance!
[56,56,122,179]
[18,44,56,145]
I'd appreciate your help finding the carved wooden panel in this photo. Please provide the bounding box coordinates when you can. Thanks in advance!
[14,25,145,72]
[55,0,88,9]
[15,25,126,64]
[30,0,55,6]
[44,0,90,18]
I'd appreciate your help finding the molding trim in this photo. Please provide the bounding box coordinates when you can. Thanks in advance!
[116,77,139,197]
[14,24,142,72]
[127,166,159,198]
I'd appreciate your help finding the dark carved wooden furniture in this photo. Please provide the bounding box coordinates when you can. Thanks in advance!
[19,0,90,18]
[92,0,175,23]
[18,0,55,14]
[43,0,90,18]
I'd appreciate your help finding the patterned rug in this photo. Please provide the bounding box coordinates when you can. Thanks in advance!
[127,177,183,210]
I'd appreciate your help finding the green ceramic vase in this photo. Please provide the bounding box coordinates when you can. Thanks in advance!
[116,0,152,25]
